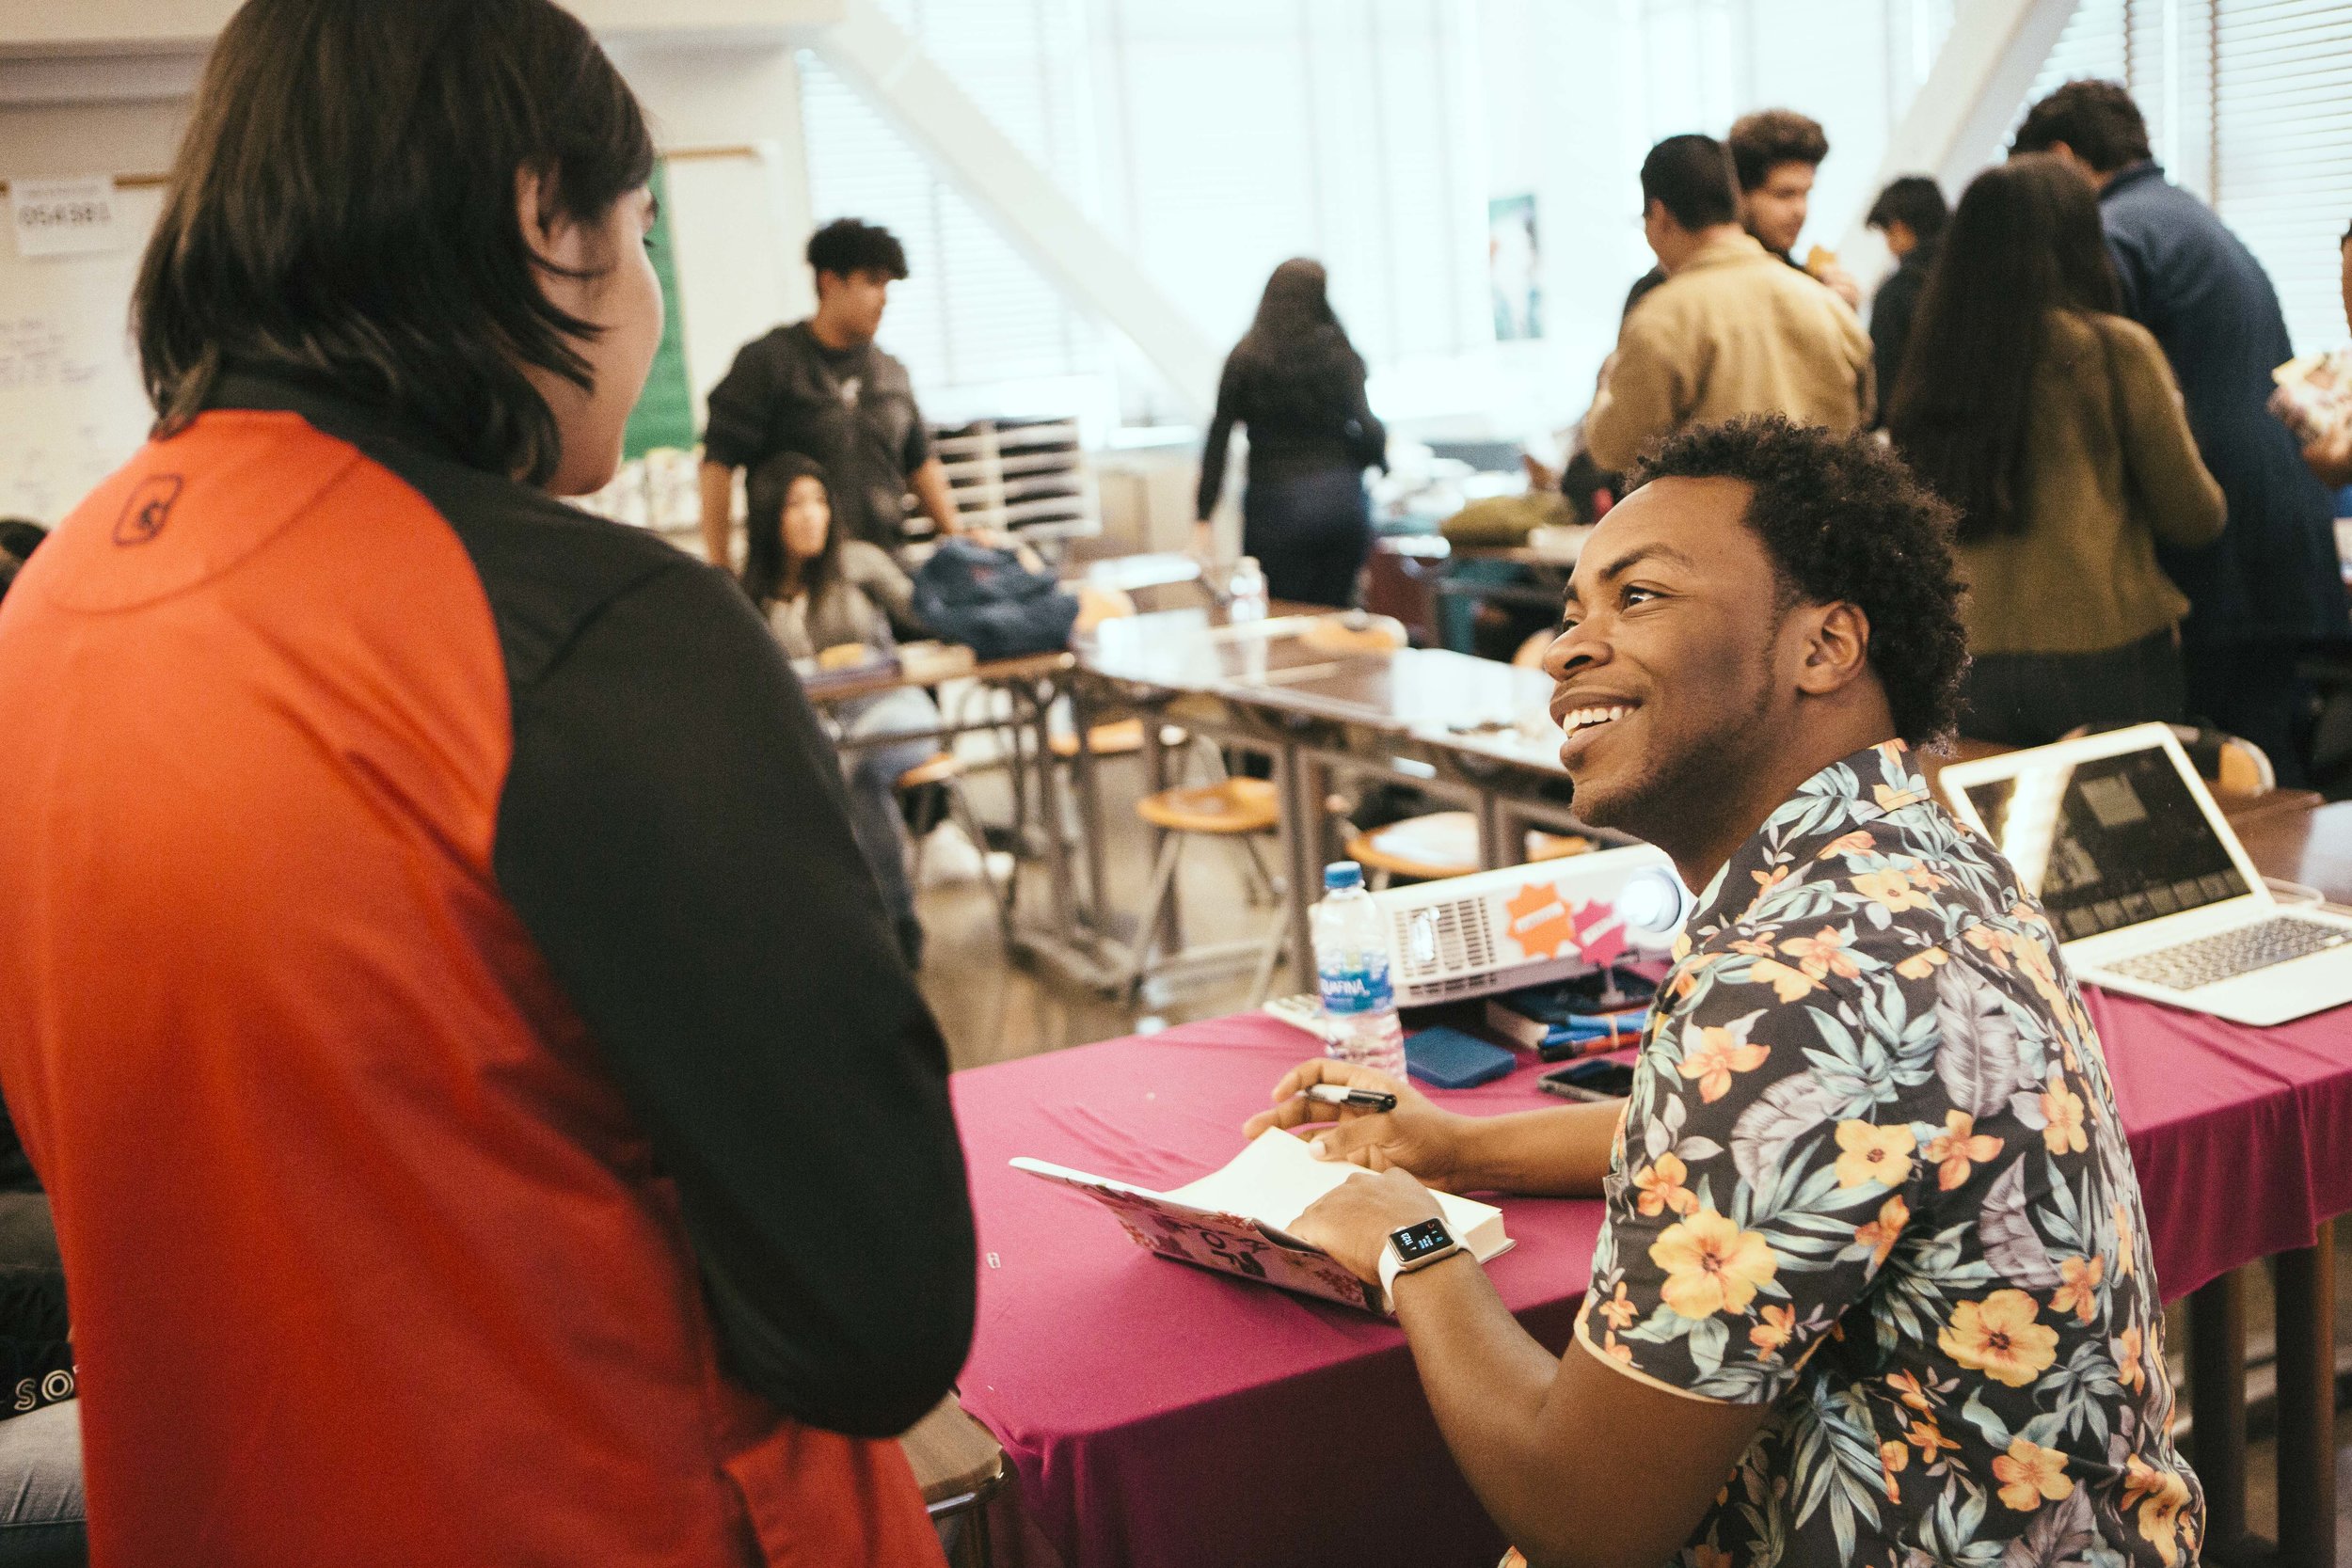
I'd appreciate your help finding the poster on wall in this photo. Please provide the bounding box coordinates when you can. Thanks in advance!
[1488,194,1541,342]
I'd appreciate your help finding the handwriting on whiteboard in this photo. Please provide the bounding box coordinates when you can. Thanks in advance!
[0,318,104,392]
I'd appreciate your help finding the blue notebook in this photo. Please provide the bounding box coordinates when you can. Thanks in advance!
[1404,1025,1518,1089]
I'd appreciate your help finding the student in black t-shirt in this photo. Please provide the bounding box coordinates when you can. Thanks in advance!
[696,219,962,566]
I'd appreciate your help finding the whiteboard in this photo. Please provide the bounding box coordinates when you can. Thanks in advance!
[0,182,164,525]
[0,159,804,523]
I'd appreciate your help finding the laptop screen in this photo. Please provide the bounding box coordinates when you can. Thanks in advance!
[1959,741,2251,942]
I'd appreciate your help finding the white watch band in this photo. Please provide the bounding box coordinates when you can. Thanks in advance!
[1378,1242,1407,1305]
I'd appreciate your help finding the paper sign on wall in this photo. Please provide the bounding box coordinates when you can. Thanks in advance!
[9,177,127,259]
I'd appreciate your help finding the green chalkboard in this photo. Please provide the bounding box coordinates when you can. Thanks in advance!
[623,161,695,458]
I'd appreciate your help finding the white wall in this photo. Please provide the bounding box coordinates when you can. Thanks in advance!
[0,25,829,465]
[603,42,820,420]
[0,94,189,182]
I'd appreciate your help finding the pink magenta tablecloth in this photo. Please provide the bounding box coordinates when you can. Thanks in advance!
[953,1015,1577,1568]
[2089,987,2352,1295]
[952,997,2352,1568]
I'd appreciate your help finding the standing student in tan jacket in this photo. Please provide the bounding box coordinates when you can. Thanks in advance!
[1889,153,2225,746]
[1583,135,1874,474]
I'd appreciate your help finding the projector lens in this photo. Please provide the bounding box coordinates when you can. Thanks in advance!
[1618,868,1684,933]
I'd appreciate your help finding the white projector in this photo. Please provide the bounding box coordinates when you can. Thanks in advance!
[1370,844,1691,1006]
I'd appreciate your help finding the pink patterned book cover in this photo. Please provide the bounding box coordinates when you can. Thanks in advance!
[1010,1130,1510,1316]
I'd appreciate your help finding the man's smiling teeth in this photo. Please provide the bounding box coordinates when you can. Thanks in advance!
[1561,705,1630,737]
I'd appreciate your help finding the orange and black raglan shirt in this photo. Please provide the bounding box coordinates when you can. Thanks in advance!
[0,374,975,1567]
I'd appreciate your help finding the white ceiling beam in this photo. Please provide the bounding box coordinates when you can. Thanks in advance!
[1839,0,2081,254]
[812,0,1220,420]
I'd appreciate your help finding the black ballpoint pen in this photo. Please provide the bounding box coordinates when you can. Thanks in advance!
[1304,1083,1398,1113]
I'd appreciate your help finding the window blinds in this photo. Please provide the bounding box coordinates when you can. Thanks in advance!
[2212,0,2352,353]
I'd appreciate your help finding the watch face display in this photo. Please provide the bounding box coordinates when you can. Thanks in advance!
[1390,1218,1454,1262]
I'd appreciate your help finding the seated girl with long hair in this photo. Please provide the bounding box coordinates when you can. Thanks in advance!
[742,453,939,965]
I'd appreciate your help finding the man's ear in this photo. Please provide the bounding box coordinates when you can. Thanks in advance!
[1792,600,1873,699]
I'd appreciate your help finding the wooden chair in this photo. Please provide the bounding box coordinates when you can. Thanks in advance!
[901,1395,1009,1568]
[2210,735,2276,799]
[899,752,1015,947]
[1344,810,1593,888]
[1117,777,1289,1002]
[1047,718,1212,781]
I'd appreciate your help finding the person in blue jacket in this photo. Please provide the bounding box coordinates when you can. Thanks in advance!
[2015,80,2350,784]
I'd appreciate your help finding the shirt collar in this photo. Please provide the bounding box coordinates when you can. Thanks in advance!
[1677,230,1772,274]
[1685,739,1933,942]
[2098,160,2165,201]
[202,368,470,469]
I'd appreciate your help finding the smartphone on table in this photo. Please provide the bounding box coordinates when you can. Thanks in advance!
[1538,1057,1635,1102]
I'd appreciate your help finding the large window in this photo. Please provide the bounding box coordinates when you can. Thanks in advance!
[796,0,1485,425]
[794,0,2352,433]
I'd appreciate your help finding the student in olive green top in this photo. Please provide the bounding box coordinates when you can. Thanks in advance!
[1889,154,2223,746]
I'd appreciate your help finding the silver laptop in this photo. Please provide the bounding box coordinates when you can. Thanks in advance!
[1938,723,2352,1026]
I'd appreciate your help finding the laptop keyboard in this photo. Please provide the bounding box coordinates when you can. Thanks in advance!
[2104,916,2352,992]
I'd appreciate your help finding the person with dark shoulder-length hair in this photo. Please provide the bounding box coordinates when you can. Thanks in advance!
[1888,154,2223,746]
[1195,258,1388,608]
[0,3,975,1566]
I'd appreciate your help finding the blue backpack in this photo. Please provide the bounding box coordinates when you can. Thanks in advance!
[910,539,1081,662]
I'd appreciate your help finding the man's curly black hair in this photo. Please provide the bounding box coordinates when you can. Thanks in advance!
[1626,416,1968,748]
[806,217,909,281]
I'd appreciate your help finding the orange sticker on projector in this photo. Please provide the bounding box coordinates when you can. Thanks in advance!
[1504,881,1578,960]
[1504,883,1633,967]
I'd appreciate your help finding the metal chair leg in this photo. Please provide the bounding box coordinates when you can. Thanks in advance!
[945,774,1017,950]
[905,780,945,886]
[1238,836,1280,906]
[1246,892,1289,1006]
[1118,833,1185,997]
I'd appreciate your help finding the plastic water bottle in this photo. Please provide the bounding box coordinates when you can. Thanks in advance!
[1227,556,1269,624]
[1312,861,1407,1076]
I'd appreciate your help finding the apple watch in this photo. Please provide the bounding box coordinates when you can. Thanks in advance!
[1378,1217,1462,1302]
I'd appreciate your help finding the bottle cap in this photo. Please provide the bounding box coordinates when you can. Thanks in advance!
[1323,860,1363,891]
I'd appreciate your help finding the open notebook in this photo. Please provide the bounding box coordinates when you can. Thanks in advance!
[1012,1129,1512,1314]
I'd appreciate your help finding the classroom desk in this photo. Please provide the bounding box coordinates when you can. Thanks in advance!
[956,801,2352,1568]
[2175,799,2352,1567]
[1428,538,1587,623]
[1073,610,1602,988]
[794,649,1098,964]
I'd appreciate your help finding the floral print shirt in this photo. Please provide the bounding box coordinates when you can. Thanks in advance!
[1580,741,2201,1568]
